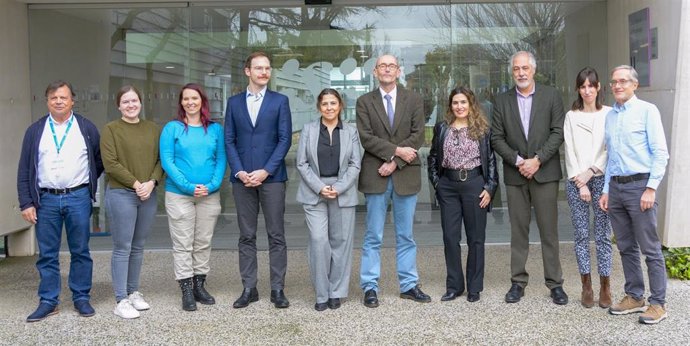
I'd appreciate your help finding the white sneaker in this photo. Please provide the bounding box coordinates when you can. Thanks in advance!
[128,291,151,311]
[114,299,140,319]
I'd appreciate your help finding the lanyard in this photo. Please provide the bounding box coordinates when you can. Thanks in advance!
[48,115,74,155]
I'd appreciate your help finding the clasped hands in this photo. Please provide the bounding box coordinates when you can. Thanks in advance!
[237,169,269,188]
[378,146,417,177]
[319,185,339,199]
[517,157,540,180]
[133,180,156,201]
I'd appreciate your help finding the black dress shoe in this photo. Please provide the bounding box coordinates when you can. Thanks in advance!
[314,302,328,311]
[440,291,458,301]
[550,287,569,305]
[270,289,290,308]
[505,283,524,303]
[363,289,379,308]
[467,292,480,303]
[400,285,431,303]
[233,287,259,308]
[327,298,341,310]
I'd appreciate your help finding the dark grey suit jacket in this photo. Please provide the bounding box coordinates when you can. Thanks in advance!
[356,86,425,195]
[490,84,565,185]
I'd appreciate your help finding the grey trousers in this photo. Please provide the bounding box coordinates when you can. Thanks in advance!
[106,188,157,302]
[608,179,667,305]
[303,177,355,303]
[506,181,564,289]
[233,182,287,290]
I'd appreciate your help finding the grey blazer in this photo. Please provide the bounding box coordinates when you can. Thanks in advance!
[296,120,362,207]
[490,84,565,185]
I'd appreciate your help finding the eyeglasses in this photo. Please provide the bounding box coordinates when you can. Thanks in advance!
[376,63,399,71]
[252,66,272,72]
[609,79,632,87]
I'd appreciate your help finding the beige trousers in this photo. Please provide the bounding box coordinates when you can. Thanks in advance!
[165,191,221,280]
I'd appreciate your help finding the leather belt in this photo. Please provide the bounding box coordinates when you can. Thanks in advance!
[443,167,482,182]
[612,173,650,184]
[40,183,89,195]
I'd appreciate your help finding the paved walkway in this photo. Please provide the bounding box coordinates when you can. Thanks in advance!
[1,245,689,345]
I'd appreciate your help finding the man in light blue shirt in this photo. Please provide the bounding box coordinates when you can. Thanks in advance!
[599,65,669,324]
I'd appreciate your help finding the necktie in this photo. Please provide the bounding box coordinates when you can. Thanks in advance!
[384,94,394,127]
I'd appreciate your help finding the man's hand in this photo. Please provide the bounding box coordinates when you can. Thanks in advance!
[395,147,418,163]
[21,206,37,224]
[579,185,591,203]
[599,193,609,212]
[246,169,269,187]
[518,157,541,179]
[378,161,397,177]
[641,188,656,211]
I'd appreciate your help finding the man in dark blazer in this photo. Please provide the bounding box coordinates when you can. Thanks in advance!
[225,52,292,309]
[491,51,568,305]
[357,54,431,308]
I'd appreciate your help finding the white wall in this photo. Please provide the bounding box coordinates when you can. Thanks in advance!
[0,0,32,236]
[607,0,687,246]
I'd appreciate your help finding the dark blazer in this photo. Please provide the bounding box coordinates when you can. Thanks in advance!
[17,113,104,210]
[224,89,292,183]
[490,84,564,185]
[295,120,361,207]
[356,86,425,195]
[427,121,499,210]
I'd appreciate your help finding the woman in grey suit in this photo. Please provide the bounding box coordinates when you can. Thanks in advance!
[296,88,362,311]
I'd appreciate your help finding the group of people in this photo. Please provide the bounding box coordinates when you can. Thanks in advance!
[16,51,669,325]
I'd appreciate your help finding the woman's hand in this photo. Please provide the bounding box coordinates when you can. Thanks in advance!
[579,185,591,203]
[194,184,209,198]
[478,189,491,208]
[319,186,338,199]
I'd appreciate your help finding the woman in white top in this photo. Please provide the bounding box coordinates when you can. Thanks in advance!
[564,67,613,309]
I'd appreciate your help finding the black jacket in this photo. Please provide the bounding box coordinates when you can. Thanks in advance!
[427,121,499,210]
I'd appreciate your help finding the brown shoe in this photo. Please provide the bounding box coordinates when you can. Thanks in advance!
[599,276,612,308]
[580,274,594,308]
[639,304,667,324]
[609,295,647,315]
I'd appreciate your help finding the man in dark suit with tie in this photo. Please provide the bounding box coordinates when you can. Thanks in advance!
[356,54,431,308]
[225,51,292,309]
[491,51,568,305]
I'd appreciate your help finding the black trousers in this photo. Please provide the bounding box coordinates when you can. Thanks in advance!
[436,174,487,294]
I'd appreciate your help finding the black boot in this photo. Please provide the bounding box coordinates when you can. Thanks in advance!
[178,278,197,311]
[193,274,216,305]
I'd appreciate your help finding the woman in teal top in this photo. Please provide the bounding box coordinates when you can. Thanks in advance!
[160,83,226,312]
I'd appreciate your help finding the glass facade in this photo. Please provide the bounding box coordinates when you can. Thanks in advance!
[28,1,608,249]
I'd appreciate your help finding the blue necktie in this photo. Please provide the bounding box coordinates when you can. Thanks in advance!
[384,94,394,127]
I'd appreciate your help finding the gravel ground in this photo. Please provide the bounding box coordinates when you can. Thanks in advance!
[1,245,689,345]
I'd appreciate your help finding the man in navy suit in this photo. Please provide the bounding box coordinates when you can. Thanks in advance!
[225,52,293,309]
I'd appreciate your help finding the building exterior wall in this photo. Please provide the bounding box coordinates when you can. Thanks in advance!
[607,0,688,246]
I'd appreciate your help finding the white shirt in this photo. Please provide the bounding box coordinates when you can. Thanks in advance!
[246,86,267,126]
[563,106,610,179]
[379,86,397,115]
[37,113,90,189]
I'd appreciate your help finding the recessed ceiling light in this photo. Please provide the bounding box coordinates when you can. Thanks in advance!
[165,66,175,69]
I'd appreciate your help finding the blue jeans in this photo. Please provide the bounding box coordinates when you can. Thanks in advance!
[360,178,419,293]
[105,188,157,302]
[35,187,93,306]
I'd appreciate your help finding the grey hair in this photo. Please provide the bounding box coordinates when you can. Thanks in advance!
[610,65,639,83]
[509,51,537,73]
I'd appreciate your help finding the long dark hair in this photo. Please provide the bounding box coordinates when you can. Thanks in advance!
[571,67,603,111]
[176,83,212,132]
[445,86,489,140]
[316,88,344,120]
